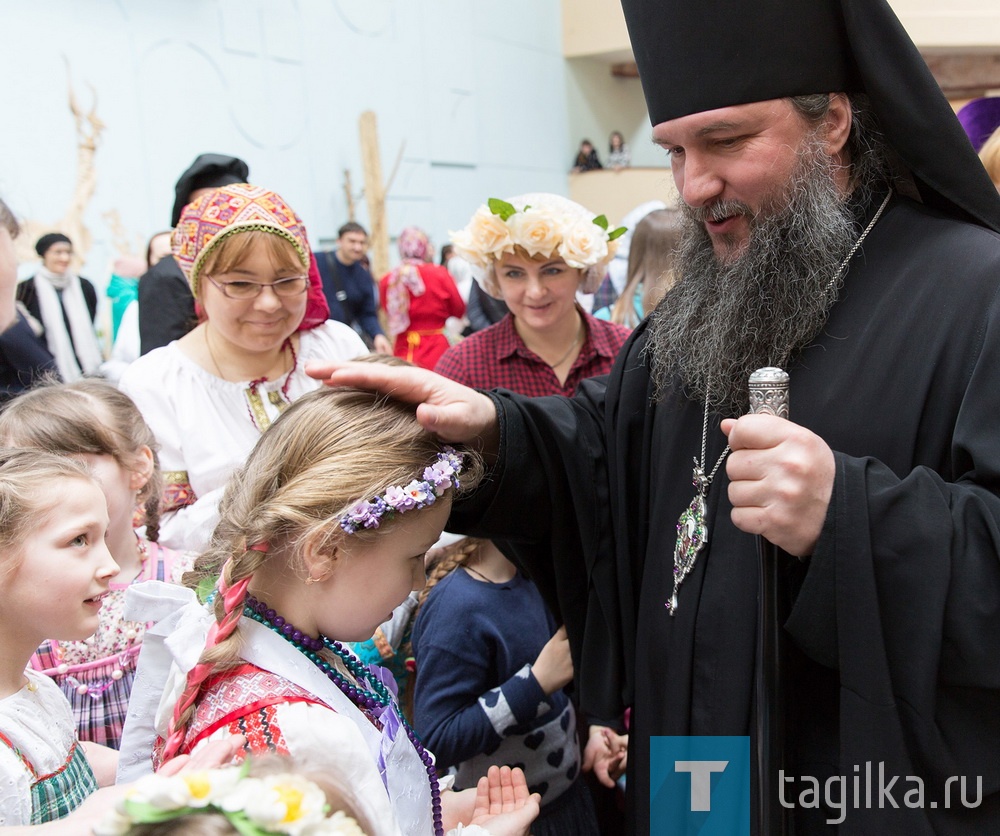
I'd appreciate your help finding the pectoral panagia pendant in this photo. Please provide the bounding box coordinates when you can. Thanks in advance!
[668,463,709,615]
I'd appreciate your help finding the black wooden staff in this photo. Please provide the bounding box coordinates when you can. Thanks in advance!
[749,367,789,836]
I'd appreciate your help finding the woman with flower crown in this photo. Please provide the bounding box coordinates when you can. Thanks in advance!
[118,387,540,836]
[436,194,631,396]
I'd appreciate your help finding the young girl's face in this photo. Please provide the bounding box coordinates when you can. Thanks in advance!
[1,477,118,644]
[316,497,451,642]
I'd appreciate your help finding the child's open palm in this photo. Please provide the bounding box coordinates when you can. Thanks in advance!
[469,765,541,836]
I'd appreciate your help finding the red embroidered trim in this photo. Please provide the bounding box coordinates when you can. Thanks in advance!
[162,481,197,514]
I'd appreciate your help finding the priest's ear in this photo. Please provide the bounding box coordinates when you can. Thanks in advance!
[822,93,853,162]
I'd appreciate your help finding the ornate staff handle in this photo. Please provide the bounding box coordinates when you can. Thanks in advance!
[749,366,789,836]
[749,366,789,419]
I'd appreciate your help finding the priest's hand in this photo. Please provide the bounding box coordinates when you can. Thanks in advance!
[721,415,834,557]
[306,359,500,458]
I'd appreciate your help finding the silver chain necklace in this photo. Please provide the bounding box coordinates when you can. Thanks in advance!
[666,190,891,615]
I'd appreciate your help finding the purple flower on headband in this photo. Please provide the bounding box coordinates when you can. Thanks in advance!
[362,497,389,528]
[384,485,415,511]
[338,446,467,534]
[341,497,390,533]
[424,460,457,493]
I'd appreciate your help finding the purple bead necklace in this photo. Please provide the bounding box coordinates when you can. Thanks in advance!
[242,594,444,836]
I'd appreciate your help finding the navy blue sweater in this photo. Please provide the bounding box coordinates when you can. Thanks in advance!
[412,568,579,803]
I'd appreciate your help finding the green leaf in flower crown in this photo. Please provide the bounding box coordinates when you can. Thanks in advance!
[592,214,609,230]
[123,800,201,824]
[608,226,627,241]
[488,198,517,222]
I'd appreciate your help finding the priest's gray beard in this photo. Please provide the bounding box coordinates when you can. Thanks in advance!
[646,138,858,415]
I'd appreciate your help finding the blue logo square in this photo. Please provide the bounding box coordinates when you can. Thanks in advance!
[650,736,750,835]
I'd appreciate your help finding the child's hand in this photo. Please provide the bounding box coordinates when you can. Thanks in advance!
[532,625,573,695]
[469,765,541,836]
[440,786,479,832]
[157,734,246,776]
[582,725,629,787]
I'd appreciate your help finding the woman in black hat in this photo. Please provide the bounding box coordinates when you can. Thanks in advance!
[16,233,102,381]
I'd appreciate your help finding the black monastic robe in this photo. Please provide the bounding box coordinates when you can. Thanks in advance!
[450,194,1000,834]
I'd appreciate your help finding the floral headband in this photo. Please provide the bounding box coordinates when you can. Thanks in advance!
[95,764,366,836]
[449,192,626,271]
[339,446,464,534]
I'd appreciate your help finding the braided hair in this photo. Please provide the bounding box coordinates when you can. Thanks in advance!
[165,386,482,758]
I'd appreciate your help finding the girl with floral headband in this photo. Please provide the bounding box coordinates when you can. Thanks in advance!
[437,194,631,397]
[119,387,540,836]
[379,227,465,371]
[120,183,368,554]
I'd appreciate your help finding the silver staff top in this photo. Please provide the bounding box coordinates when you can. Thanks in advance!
[748,367,789,418]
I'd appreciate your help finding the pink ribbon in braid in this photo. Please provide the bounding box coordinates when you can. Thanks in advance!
[160,551,260,761]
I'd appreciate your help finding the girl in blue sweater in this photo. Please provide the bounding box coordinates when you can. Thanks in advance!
[411,538,599,836]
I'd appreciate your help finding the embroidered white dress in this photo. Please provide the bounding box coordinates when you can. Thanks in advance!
[120,584,493,836]
[119,321,367,552]
[0,670,97,825]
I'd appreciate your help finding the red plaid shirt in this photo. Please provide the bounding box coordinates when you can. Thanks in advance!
[434,311,631,397]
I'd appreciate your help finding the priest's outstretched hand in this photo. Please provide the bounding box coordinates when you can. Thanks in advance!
[306,359,500,456]
[721,414,835,557]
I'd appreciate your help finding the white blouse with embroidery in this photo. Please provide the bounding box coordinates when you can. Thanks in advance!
[120,321,367,552]
[0,671,80,826]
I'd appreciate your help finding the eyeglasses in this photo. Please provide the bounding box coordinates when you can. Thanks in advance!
[204,274,310,299]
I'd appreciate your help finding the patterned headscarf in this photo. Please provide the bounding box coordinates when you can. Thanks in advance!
[385,226,431,337]
[397,226,431,261]
[173,184,310,296]
[173,183,329,331]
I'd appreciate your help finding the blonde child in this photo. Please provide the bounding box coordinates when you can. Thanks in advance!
[0,447,247,833]
[123,387,539,836]
[0,379,191,749]
[0,448,120,826]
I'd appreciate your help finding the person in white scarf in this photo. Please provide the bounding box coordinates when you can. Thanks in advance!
[17,233,103,381]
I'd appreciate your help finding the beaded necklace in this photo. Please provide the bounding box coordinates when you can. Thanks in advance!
[242,594,444,836]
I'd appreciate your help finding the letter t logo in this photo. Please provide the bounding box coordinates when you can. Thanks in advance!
[675,761,729,811]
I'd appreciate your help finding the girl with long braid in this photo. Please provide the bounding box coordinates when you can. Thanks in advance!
[122,387,540,836]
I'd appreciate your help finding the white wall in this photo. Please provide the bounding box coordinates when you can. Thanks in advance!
[0,0,570,285]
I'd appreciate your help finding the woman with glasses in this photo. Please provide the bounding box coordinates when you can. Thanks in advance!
[120,184,367,552]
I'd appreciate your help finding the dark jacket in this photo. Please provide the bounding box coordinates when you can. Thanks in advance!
[138,255,196,354]
[0,314,57,401]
